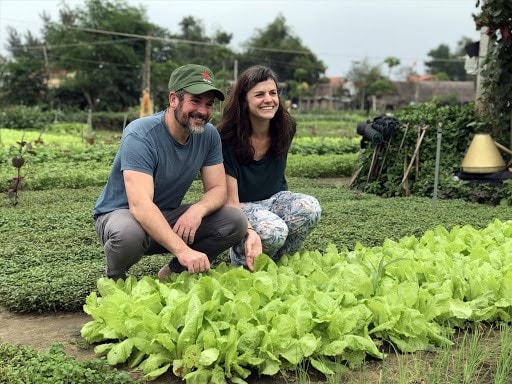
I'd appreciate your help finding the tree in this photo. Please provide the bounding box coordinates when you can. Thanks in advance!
[383,56,400,78]
[346,59,385,109]
[424,41,468,81]
[237,14,326,84]
[0,58,48,107]
[473,0,512,146]
[1,26,48,105]
[43,0,156,111]
[0,27,48,107]
[169,17,234,75]
[367,79,395,98]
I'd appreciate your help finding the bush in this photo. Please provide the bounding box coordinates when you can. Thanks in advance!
[349,101,512,204]
[291,137,360,155]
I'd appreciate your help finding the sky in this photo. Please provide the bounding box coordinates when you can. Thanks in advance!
[0,0,482,78]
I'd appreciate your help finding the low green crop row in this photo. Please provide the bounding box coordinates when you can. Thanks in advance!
[0,154,359,192]
[289,137,361,155]
[0,343,135,384]
[1,130,360,159]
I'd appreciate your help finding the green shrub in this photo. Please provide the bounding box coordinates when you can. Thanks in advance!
[349,101,512,204]
[0,106,57,129]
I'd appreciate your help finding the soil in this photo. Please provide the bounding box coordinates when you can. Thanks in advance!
[0,309,93,361]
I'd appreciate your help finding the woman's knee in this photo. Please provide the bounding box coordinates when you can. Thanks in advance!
[301,195,322,225]
[258,219,289,253]
[285,194,322,229]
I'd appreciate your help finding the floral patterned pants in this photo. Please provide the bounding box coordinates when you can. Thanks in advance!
[230,190,322,267]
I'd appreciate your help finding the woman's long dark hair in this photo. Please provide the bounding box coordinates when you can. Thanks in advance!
[217,65,296,164]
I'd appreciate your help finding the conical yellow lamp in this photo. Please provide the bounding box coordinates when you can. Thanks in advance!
[461,133,506,173]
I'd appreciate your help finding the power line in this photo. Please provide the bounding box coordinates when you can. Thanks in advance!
[62,24,313,55]
[7,23,314,56]
[8,37,145,51]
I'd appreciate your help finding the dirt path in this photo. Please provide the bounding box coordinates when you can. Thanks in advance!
[0,309,95,361]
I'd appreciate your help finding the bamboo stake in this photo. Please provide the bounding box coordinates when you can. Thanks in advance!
[494,140,512,156]
[402,150,409,196]
[367,144,380,182]
[377,133,397,179]
[494,141,512,166]
[398,123,409,152]
[415,126,420,180]
[349,166,363,187]
[401,126,427,185]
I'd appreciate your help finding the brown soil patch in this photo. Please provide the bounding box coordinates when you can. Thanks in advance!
[314,177,352,187]
[0,309,95,361]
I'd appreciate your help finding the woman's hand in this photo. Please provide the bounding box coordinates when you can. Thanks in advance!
[244,229,262,271]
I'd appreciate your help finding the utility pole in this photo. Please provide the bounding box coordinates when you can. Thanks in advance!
[233,59,238,81]
[142,35,151,93]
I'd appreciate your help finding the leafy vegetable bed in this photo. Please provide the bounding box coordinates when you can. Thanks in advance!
[82,220,512,383]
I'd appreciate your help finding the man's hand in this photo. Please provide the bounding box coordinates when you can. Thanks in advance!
[176,248,211,273]
[244,230,262,271]
[173,205,203,244]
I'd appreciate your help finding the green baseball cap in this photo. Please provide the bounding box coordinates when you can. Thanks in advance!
[168,64,225,101]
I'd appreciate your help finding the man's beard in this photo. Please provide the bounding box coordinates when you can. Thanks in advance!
[174,103,209,135]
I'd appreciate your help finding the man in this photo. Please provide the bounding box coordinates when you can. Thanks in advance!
[93,64,247,281]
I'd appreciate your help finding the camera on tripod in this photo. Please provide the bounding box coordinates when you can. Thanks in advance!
[356,115,400,147]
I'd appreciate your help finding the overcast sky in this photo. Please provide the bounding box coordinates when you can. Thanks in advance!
[0,0,482,78]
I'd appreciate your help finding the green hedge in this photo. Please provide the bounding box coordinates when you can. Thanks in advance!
[0,106,139,131]
[350,101,512,204]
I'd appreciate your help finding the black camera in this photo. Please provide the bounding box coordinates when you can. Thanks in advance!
[357,122,383,144]
[356,115,400,147]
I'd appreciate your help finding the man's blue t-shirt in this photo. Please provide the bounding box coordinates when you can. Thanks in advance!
[93,111,223,217]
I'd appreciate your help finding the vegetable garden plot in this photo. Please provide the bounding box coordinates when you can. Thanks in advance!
[81,219,512,383]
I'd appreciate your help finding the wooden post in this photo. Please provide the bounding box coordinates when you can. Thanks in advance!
[475,25,490,117]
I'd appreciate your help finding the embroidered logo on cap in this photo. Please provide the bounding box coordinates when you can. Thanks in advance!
[202,71,212,84]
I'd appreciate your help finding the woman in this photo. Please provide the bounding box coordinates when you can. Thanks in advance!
[217,65,321,271]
